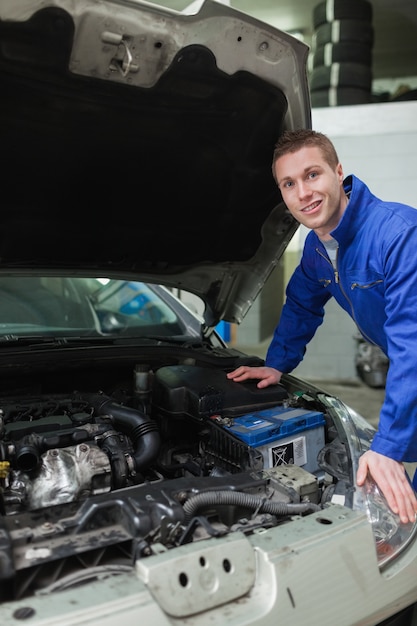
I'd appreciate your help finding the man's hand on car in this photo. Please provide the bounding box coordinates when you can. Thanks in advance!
[357,450,417,524]
[227,365,282,389]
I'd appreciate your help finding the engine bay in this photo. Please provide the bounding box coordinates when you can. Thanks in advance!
[0,356,350,602]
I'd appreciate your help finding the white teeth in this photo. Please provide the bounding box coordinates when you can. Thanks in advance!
[303,201,320,212]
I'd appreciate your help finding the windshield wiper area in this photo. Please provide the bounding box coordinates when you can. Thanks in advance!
[0,334,204,349]
[0,335,107,348]
[0,335,69,345]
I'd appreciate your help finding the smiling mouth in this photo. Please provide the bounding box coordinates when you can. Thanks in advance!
[301,200,321,213]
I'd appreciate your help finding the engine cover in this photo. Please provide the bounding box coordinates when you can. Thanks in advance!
[153,364,289,420]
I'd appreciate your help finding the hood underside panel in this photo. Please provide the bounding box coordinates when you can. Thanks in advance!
[0,1,310,324]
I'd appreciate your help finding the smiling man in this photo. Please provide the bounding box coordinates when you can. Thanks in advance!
[228,128,417,524]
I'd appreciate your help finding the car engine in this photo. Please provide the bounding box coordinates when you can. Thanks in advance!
[0,359,349,602]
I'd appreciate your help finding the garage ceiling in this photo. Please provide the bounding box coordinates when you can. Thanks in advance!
[156,0,417,83]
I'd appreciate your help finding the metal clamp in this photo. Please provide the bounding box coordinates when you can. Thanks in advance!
[102,31,139,77]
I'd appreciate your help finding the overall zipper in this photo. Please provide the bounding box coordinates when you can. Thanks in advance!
[316,246,378,346]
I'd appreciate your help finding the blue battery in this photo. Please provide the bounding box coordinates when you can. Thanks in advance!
[225,406,325,474]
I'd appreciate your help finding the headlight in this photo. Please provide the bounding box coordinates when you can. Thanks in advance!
[359,476,417,568]
[318,393,417,568]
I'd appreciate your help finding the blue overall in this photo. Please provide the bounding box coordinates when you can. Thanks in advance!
[265,175,417,488]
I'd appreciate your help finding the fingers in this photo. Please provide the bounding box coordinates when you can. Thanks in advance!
[378,468,417,524]
[227,366,282,387]
[257,374,280,388]
[226,366,255,382]
[356,454,369,486]
[227,366,265,382]
[395,485,417,524]
[357,451,417,524]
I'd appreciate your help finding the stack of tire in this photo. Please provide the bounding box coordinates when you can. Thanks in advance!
[309,0,374,108]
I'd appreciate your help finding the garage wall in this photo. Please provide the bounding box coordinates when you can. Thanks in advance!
[235,99,417,381]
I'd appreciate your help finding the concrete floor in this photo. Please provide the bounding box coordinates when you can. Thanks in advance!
[309,378,384,429]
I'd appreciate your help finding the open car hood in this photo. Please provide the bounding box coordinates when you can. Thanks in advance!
[0,0,311,328]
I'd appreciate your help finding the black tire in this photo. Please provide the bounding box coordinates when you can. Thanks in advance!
[313,0,373,29]
[311,42,372,68]
[356,364,387,388]
[311,87,372,107]
[314,20,374,47]
[310,62,372,91]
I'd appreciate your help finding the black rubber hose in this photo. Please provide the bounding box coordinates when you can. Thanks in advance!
[183,490,321,524]
[87,394,160,472]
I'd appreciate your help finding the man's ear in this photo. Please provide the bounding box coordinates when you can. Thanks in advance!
[336,162,344,182]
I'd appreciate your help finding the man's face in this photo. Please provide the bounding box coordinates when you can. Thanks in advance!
[273,145,347,240]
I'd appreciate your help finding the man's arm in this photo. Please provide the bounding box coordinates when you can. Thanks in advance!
[363,223,417,521]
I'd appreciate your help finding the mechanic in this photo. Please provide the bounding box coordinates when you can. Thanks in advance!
[227,128,417,524]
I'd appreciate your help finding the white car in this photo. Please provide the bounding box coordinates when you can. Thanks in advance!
[0,2,416,625]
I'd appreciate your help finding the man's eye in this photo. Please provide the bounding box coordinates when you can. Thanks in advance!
[308,172,318,179]
[283,181,293,188]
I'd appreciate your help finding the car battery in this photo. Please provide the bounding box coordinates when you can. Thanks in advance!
[224,406,325,475]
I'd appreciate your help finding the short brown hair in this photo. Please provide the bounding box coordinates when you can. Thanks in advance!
[272,129,340,182]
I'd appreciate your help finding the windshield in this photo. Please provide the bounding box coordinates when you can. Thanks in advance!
[0,277,201,339]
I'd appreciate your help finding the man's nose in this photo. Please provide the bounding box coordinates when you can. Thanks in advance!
[297,181,311,199]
